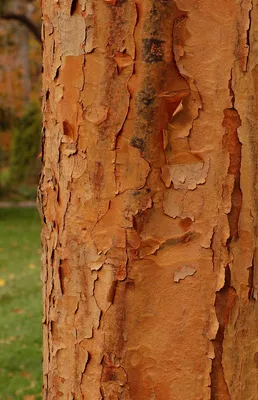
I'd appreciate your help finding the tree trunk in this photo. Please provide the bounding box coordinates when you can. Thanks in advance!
[3,32,13,110]
[17,24,31,101]
[40,0,258,399]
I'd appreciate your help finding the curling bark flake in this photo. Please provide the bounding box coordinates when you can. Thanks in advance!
[40,0,258,399]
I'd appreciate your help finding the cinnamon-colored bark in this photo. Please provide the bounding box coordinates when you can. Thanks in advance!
[40,0,258,398]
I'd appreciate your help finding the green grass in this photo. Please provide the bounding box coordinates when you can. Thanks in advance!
[0,207,42,400]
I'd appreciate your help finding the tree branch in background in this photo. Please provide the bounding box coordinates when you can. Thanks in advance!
[0,13,41,42]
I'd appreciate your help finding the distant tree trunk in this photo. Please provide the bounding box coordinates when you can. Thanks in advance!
[0,0,41,42]
[17,24,31,101]
[40,0,258,399]
[14,0,31,102]
[3,33,13,110]
[0,12,41,42]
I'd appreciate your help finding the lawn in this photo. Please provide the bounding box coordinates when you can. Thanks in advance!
[0,207,42,400]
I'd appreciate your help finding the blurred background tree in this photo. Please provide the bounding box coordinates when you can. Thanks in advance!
[0,0,41,200]
[0,4,42,399]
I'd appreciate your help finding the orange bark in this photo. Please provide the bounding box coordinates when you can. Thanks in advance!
[40,0,258,398]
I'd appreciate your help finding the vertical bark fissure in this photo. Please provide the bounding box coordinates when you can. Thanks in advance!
[70,0,78,15]
[210,71,241,398]
[248,256,255,300]
[246,0,253,71]
[210,266,236,400]
[223,112,242,241]
[238,0,253,72]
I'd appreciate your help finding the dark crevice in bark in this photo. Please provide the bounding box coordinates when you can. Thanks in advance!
[70,0,78,16]
[222,108,242,240]
[210,266,237,400]
[248,256,255,300]
[246,0,253,71]
[107,280,118,304]
[210,227,216,271]
[58,262,65,295]
[228,69,235,108]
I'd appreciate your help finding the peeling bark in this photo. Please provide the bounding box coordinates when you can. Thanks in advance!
[40,0,258,399]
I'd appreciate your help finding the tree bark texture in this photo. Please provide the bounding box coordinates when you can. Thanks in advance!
[40,0,258,399]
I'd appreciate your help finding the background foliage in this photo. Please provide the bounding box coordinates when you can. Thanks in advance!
[0,0,41,200]
[9,102,41,185]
